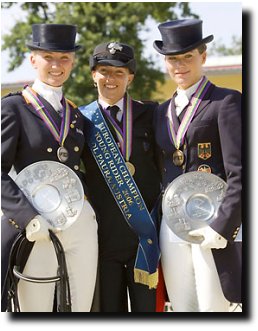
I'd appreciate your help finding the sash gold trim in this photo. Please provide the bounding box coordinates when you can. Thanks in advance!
[134,268,159,289]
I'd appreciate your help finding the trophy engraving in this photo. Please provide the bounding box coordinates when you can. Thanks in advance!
[64,190,81,203]
[185,194,214,221]
[162,171,228,243]
[15,161,84,230]
[174,217,191,232]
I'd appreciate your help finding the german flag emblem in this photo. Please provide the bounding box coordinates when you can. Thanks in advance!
[198,143,211,160]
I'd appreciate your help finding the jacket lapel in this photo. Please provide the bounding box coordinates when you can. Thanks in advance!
[190,83,214,120]
[177,83,214,124]
[162,97,180,133]
[169,96,180,132]
[38,95,63,126]
[24,92,62,126]
[131,100,146,122]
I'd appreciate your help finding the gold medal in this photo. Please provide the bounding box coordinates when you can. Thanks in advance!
[57,146,69,163]
[172,149,184,166]
[125,161,135,176]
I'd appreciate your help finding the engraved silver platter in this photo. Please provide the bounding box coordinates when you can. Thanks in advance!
[162,171,228,244]
[15,161,84,231]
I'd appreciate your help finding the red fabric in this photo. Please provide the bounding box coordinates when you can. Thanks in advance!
[155,263,167,312]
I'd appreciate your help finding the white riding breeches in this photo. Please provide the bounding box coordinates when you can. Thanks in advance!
[17,200,98,312]
[160,219,230,312]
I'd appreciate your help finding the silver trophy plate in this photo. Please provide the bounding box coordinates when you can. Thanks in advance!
[15,161,84,231]
[162,171,228,244]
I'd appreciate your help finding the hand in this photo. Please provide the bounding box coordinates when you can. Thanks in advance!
[189,226,227,250]
[26,215,50,242]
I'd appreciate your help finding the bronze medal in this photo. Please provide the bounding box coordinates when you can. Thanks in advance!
[57,146,69,163]
[172,149,184,166]
[125,161,135,176]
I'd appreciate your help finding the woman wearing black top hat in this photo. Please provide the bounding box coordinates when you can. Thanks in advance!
[153,19,242,312]
[80,42,161,312]
[1,24,98,312]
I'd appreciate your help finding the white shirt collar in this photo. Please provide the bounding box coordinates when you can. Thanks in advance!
[32,79,63,112]
[98,97,124,111]
[98,97,124,121]
[173,77,203,117]
[176,76,203,100]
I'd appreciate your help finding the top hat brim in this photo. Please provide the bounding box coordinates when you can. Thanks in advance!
[153,35,214,55]
[26,42,82,52]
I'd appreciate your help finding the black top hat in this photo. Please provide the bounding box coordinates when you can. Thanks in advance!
[89,42,136,73]
[26,24,81,52]
[153,19,213,55]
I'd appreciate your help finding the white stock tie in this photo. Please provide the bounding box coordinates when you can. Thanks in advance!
[32,79,63,114]
[174,90,189,117]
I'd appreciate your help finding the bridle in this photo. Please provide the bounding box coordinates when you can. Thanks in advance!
[2,230,72,312]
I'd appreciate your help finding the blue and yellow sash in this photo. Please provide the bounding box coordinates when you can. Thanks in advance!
[79,101,160,288]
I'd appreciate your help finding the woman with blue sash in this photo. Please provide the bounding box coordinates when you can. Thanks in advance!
[80,42,162,312]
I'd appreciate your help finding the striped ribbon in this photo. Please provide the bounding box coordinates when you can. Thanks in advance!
[167,76,211,149]
[22,86,71,146]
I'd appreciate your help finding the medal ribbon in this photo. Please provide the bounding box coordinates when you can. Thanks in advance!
[102,93,133,161]
[167,76,211,149]
[22,86,71,146]
[79,101,160,289]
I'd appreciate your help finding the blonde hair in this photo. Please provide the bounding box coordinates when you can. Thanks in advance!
[197,44,207,54]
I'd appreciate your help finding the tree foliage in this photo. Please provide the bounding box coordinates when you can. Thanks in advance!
[1,2,197,104]
[209,36,242,56]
